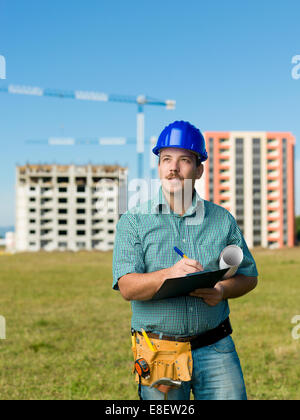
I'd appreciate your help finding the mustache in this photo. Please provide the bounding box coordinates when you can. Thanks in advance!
[166,174,184,180]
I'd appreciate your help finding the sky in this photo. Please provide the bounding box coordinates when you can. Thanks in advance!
[0,0,300,226]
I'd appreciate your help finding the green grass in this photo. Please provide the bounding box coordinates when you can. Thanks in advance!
[0,248,299,400]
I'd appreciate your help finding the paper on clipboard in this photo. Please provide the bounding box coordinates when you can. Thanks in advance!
[151,245,243,300]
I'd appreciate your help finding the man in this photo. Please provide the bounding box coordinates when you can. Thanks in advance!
[112,121,258,400]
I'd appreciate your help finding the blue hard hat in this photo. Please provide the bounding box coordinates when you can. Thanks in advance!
[152,121,208,163]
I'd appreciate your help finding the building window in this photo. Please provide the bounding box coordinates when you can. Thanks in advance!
[76,220,86,225]
[58,242,68,248]
[58,220,68,225]
[57,177,69,183]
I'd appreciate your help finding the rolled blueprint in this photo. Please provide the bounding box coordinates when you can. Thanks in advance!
[219,245,243,279]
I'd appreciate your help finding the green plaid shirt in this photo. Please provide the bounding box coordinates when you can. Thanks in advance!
[112,186,258,336]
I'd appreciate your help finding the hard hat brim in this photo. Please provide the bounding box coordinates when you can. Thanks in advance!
[152,145,207,163]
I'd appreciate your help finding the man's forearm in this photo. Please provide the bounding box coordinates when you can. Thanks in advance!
[220,275,258,300]
[118,269,170,301]
[118,257,205,302]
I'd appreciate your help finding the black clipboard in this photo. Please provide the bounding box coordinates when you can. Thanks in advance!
[151,268,229,300]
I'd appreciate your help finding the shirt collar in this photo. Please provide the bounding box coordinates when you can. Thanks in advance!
[151,185,204,218]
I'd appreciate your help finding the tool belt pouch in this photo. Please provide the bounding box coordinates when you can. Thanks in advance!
[132,334,193,386]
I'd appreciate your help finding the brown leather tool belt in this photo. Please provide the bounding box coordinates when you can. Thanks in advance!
[138,317,232,351]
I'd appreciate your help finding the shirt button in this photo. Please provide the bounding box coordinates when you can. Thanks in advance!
[182,239,186,242]
[189,307,193,312]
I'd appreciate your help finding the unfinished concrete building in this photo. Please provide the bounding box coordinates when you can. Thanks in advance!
[15,164,128,252]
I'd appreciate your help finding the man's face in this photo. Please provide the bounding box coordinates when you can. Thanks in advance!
[158,148,204,195]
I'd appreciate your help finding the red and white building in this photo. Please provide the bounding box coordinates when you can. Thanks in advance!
[195,131,296,249]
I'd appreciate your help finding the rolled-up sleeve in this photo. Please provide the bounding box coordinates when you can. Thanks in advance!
[112,212,146,290]
[227,215,259,277]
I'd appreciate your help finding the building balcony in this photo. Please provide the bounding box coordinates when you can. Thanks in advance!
[219,164,230,171]
[40,230,55,239]
[267,192,280,200]
[267,225,279,231]
[268,207,280,214]
[40,221,54,228]
[268,233,280,240]
[41,188,54,196]
[40,240,56,251]
[267,211,280,220]
[40,210,54,218]
[218,144,230,150]
[220,181,230,188]
[91,221,104,228]
[267,175,279,181]
[267,206,280,213]
[220,199,230,206]
[268,240,279,249]
[219,185,230,191]
[267,209,280,216]
[41,200,54,206]
[219,174,230,181]
[267,168,279,175]
[267,139,279,147]
[267,164,279,171]
[267,150,279,158]
[219,153,230,160]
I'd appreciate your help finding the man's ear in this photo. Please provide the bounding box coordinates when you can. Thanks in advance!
[196,163,204,179]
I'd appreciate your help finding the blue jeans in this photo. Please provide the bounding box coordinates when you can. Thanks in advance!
[141,336,247,400]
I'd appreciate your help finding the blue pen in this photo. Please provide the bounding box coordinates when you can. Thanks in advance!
[174,246,189,259]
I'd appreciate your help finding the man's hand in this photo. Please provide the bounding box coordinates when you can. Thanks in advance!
[118,258,203,301]
[189,275,258,305]
[189,283,225,306]
[166,258,203,279]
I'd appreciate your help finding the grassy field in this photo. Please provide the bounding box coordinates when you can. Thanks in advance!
[0,248,299,400]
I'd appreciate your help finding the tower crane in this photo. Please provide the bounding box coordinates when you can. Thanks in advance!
[0,83,176,178]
